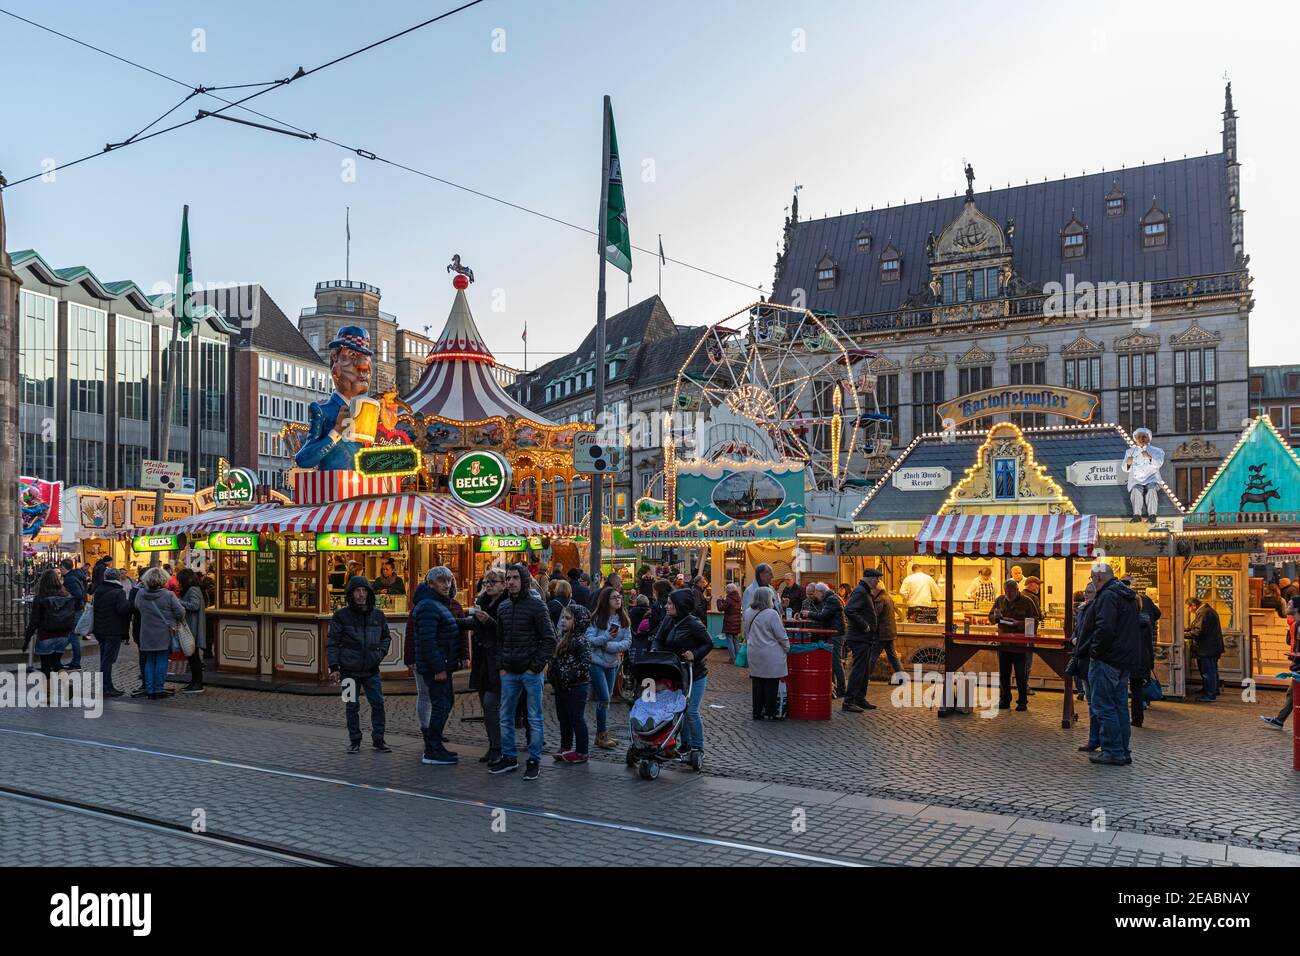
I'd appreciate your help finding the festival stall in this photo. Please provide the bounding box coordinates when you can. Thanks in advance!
[128,273,580,686]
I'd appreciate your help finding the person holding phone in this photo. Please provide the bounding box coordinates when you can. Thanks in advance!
[587,588,632,750]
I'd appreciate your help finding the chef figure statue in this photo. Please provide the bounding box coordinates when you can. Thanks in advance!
[295,325,375,471]
[1122,427,1165,523]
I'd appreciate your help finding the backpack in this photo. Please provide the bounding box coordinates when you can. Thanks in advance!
[43,597,77,634]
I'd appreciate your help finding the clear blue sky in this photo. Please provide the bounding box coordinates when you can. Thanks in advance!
[3,0,1292,365]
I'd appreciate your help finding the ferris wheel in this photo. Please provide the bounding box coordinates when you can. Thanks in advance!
[671,302,888,491]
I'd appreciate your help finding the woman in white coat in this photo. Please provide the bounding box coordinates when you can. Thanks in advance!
[742,586,791,720]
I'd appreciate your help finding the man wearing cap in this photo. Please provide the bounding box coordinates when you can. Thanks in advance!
[1122,428,1165,523]
[842,567,883,712]
[296,325,375,471]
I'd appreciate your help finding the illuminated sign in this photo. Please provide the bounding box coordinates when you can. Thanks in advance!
[937,386,1099,429]
[448,451,511,508]
[355,444,423,478]
[478,535,544,553]
[315,533,400,552]
[208,532,259,551]
[132,534,181,552]
[214,467,257,506]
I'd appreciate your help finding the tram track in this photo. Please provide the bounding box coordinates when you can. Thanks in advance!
[0,726,867,867]
[0,783,343,866]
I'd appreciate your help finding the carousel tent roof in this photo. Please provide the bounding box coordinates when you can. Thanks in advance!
[404,287,559,426]
[125,494,580,538]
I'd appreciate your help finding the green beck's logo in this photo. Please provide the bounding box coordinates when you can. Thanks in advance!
[448,451,511,508]
[214,467,257,506]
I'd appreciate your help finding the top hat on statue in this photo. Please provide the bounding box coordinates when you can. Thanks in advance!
[328,325,374,356]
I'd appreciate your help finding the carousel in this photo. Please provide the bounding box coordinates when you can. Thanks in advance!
[125,268,582,687]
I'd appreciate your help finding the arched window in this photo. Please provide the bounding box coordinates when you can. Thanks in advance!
[1140,199,1169,249]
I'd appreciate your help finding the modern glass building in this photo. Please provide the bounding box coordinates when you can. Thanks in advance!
[11,249,237,490]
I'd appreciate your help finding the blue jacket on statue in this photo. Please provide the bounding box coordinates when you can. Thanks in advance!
[295,392,362,471]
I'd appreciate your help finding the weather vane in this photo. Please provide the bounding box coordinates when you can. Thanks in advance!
[446,254,475,284]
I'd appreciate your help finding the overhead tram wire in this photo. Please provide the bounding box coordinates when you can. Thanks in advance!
[0,2,766,296]
[0,0,488,187]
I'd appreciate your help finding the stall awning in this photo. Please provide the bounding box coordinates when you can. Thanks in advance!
[127,494,581,539]
[916,514,1098,558]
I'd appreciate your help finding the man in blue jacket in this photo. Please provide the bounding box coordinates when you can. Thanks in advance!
[1082,563,1144,766]
[295,326,374,471]
[59,557,88,670]
[411,566,463,766]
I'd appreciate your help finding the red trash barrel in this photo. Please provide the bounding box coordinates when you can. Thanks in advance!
[787,647,832,720]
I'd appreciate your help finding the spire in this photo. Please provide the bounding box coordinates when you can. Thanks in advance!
[1221,78,1244,267]
[426,281,493,365]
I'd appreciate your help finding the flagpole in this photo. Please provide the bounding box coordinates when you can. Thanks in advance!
[658,234,662,296]
[153,204,187,559]
[346,206,350,282]
[589,95,611,584]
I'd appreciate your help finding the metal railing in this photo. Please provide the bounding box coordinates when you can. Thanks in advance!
[299,306,398,322]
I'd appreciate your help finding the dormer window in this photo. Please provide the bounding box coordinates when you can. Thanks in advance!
[855,228,872,253]
[1140,200,1169,249]
[815,253,838,291]
[1105,180,1125,217]
[1061,211,1088,259]
[879,242,901,283]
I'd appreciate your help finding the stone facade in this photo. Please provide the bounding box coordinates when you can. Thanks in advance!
[298,279,399,391]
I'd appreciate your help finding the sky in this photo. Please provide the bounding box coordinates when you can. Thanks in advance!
[3,0,1295,367]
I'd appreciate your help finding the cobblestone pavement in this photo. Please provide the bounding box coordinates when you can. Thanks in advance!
[71,652,1300,855]
[0,701,1246,867]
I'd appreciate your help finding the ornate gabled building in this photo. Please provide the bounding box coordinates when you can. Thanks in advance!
[771,85,1252,506]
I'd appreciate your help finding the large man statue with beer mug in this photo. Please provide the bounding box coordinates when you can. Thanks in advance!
[295,325,381,471]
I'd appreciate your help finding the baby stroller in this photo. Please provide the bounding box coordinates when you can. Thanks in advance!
[625,651,699,780]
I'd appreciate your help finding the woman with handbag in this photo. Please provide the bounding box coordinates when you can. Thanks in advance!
[22,569,77,680]
[176,568,207,694]
[135,566,187,700]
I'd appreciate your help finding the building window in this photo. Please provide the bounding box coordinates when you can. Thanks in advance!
[855,231,871,253]
[1141,202,1169,249]
[18,290,57,408]
[1105,181,1125,217]
[1175,465,1215,506]
[259,394,269,416]
[1174,347,1217,433]
[1063,355,1101,399]
[160,329,191,427]
[117,444,147,488]
[167,448,190,475]
[22,433,56,482]
[1009,361,1047,427]
[1290,406,1300,440]
[116,316,151,421]
[199,339,227,432]
[816,257,837,291]
[880,255,901,283]
[1118,351,1158,433]
[994,458,1017,499]
[958,365,993,428]
[68,438,105,487]
[877,373,899,445]
[68,303,107,415]
[1063,232,1086,258]
[911,370,945,438]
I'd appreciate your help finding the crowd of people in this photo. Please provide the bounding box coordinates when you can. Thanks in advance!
[329,562,715,781]
[22,554,214,699]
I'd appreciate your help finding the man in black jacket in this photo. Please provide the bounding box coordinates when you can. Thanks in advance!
[568,567,592,612]
[842,568,882,713]
[1184,596,1224,703]
[1122,578,1161,726]
[1083,564,1143,765]
[327,575,393,754]
[92,569,133,698]
[989,579,1041,712]
[804,583,847,697]
[59,557,88,670]
[491,563,556,779]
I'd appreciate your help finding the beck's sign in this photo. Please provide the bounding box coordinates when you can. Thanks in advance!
[448,451,511,508]
[937,386,1099,429]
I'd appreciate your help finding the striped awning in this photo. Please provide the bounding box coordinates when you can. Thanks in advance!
[128,494,580,539]
[916,514,1098,558]
[119,504,284,538]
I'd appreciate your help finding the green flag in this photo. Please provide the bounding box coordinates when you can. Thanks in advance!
[603,102,632,277]
[175,205,194,338]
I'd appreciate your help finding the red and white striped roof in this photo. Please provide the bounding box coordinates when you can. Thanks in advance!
[916,514,1098,558]
[404,288,557,426]
[129,494,579,539]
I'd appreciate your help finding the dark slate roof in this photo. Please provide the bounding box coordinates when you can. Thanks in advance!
[773,155,1234,316]
[199,285,325,365]
[1250,365,1300,400]
[853,425,1182,522]
[629,325,708,387]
